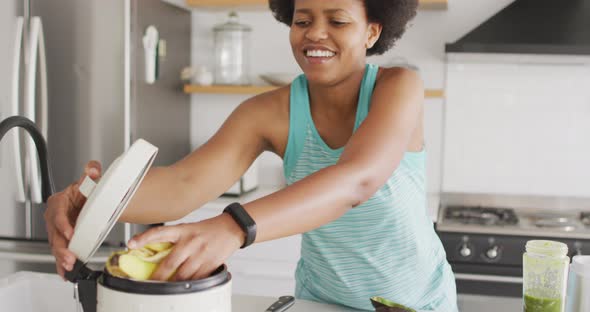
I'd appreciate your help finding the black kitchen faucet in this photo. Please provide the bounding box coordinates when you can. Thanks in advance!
[0,115,55,202]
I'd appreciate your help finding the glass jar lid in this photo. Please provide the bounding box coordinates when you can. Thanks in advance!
[526,240,568,258]
[213,11,251,32]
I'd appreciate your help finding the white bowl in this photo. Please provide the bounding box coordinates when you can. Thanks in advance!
[259,73,299,86]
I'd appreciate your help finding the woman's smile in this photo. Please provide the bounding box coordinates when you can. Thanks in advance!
[303,44,337,65]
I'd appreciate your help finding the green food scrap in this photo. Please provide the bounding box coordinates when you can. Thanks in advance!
[370,296,416,312]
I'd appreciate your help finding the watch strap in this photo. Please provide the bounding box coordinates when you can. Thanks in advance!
[223,202,257,248]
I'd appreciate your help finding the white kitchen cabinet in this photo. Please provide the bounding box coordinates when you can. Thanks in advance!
[424,98,444,194]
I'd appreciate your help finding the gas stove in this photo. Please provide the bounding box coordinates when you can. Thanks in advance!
[440,205,590,239]
[435,193,590,297]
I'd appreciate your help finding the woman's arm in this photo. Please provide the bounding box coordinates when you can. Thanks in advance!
[248,67,424,242]
[119,97,272,224]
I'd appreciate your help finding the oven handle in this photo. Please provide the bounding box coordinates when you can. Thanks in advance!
[455,273,523,284]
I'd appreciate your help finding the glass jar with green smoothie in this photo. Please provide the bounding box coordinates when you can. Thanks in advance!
[523,240,569,312]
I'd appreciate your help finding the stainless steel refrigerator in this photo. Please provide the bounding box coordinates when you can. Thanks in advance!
[0,0,191,276]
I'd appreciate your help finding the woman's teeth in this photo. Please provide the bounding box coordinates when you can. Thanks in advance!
[306,50,335,57]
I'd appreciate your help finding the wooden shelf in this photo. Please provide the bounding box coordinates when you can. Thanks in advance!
[184,84,445,98]
[184,85,277,95]
[424,89,445,98]
[418,0,448,10]
[184,0,447,11]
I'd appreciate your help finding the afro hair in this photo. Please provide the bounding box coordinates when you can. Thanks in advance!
[269,0,418,56]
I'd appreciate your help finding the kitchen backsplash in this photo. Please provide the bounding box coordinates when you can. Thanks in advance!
[444,53,590,197]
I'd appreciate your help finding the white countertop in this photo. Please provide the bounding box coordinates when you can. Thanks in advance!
[1,272,524,312]
[234,294,359,311]
[0,271,359,312]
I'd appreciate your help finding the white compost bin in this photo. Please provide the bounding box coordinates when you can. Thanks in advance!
[0,271,77,312]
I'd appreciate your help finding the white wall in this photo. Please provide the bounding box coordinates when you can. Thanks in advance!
[444,53,590,197]
[189,0,516,196]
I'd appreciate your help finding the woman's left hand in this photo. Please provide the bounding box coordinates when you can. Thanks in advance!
[127,213,245,281]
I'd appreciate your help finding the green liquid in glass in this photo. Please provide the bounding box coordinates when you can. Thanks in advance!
[524,294,562,312]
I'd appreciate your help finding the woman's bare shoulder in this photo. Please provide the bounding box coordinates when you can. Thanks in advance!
[235,85,291,154]
[375,66,422,86]
[373,66,424,101]
[237,85,290,117]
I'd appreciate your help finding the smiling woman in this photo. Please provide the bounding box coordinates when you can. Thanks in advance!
[45,0,457,311]
[261,1,456,311]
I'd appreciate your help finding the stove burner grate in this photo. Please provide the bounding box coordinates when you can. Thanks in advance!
[444,206,519,226]
[534,218,577,232]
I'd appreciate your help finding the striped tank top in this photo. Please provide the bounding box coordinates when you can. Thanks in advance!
[283,64,458,311]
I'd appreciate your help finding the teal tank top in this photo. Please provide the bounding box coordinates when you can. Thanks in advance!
[283,64,458,311]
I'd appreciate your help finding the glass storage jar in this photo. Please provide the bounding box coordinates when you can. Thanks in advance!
[213,11,251,85]
[566,255,590,312]
[523,240,570,312]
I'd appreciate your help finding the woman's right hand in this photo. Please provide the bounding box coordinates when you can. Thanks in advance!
[44,161,102,279]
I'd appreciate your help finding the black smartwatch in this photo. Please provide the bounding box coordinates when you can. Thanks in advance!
[223,202,257,249]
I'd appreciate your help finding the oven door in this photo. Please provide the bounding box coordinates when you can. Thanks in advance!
[455,272,522,297]
[458,293,522,311]
[456,273,523,311]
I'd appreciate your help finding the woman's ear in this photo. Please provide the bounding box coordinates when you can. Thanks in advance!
[366,23,383,49]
